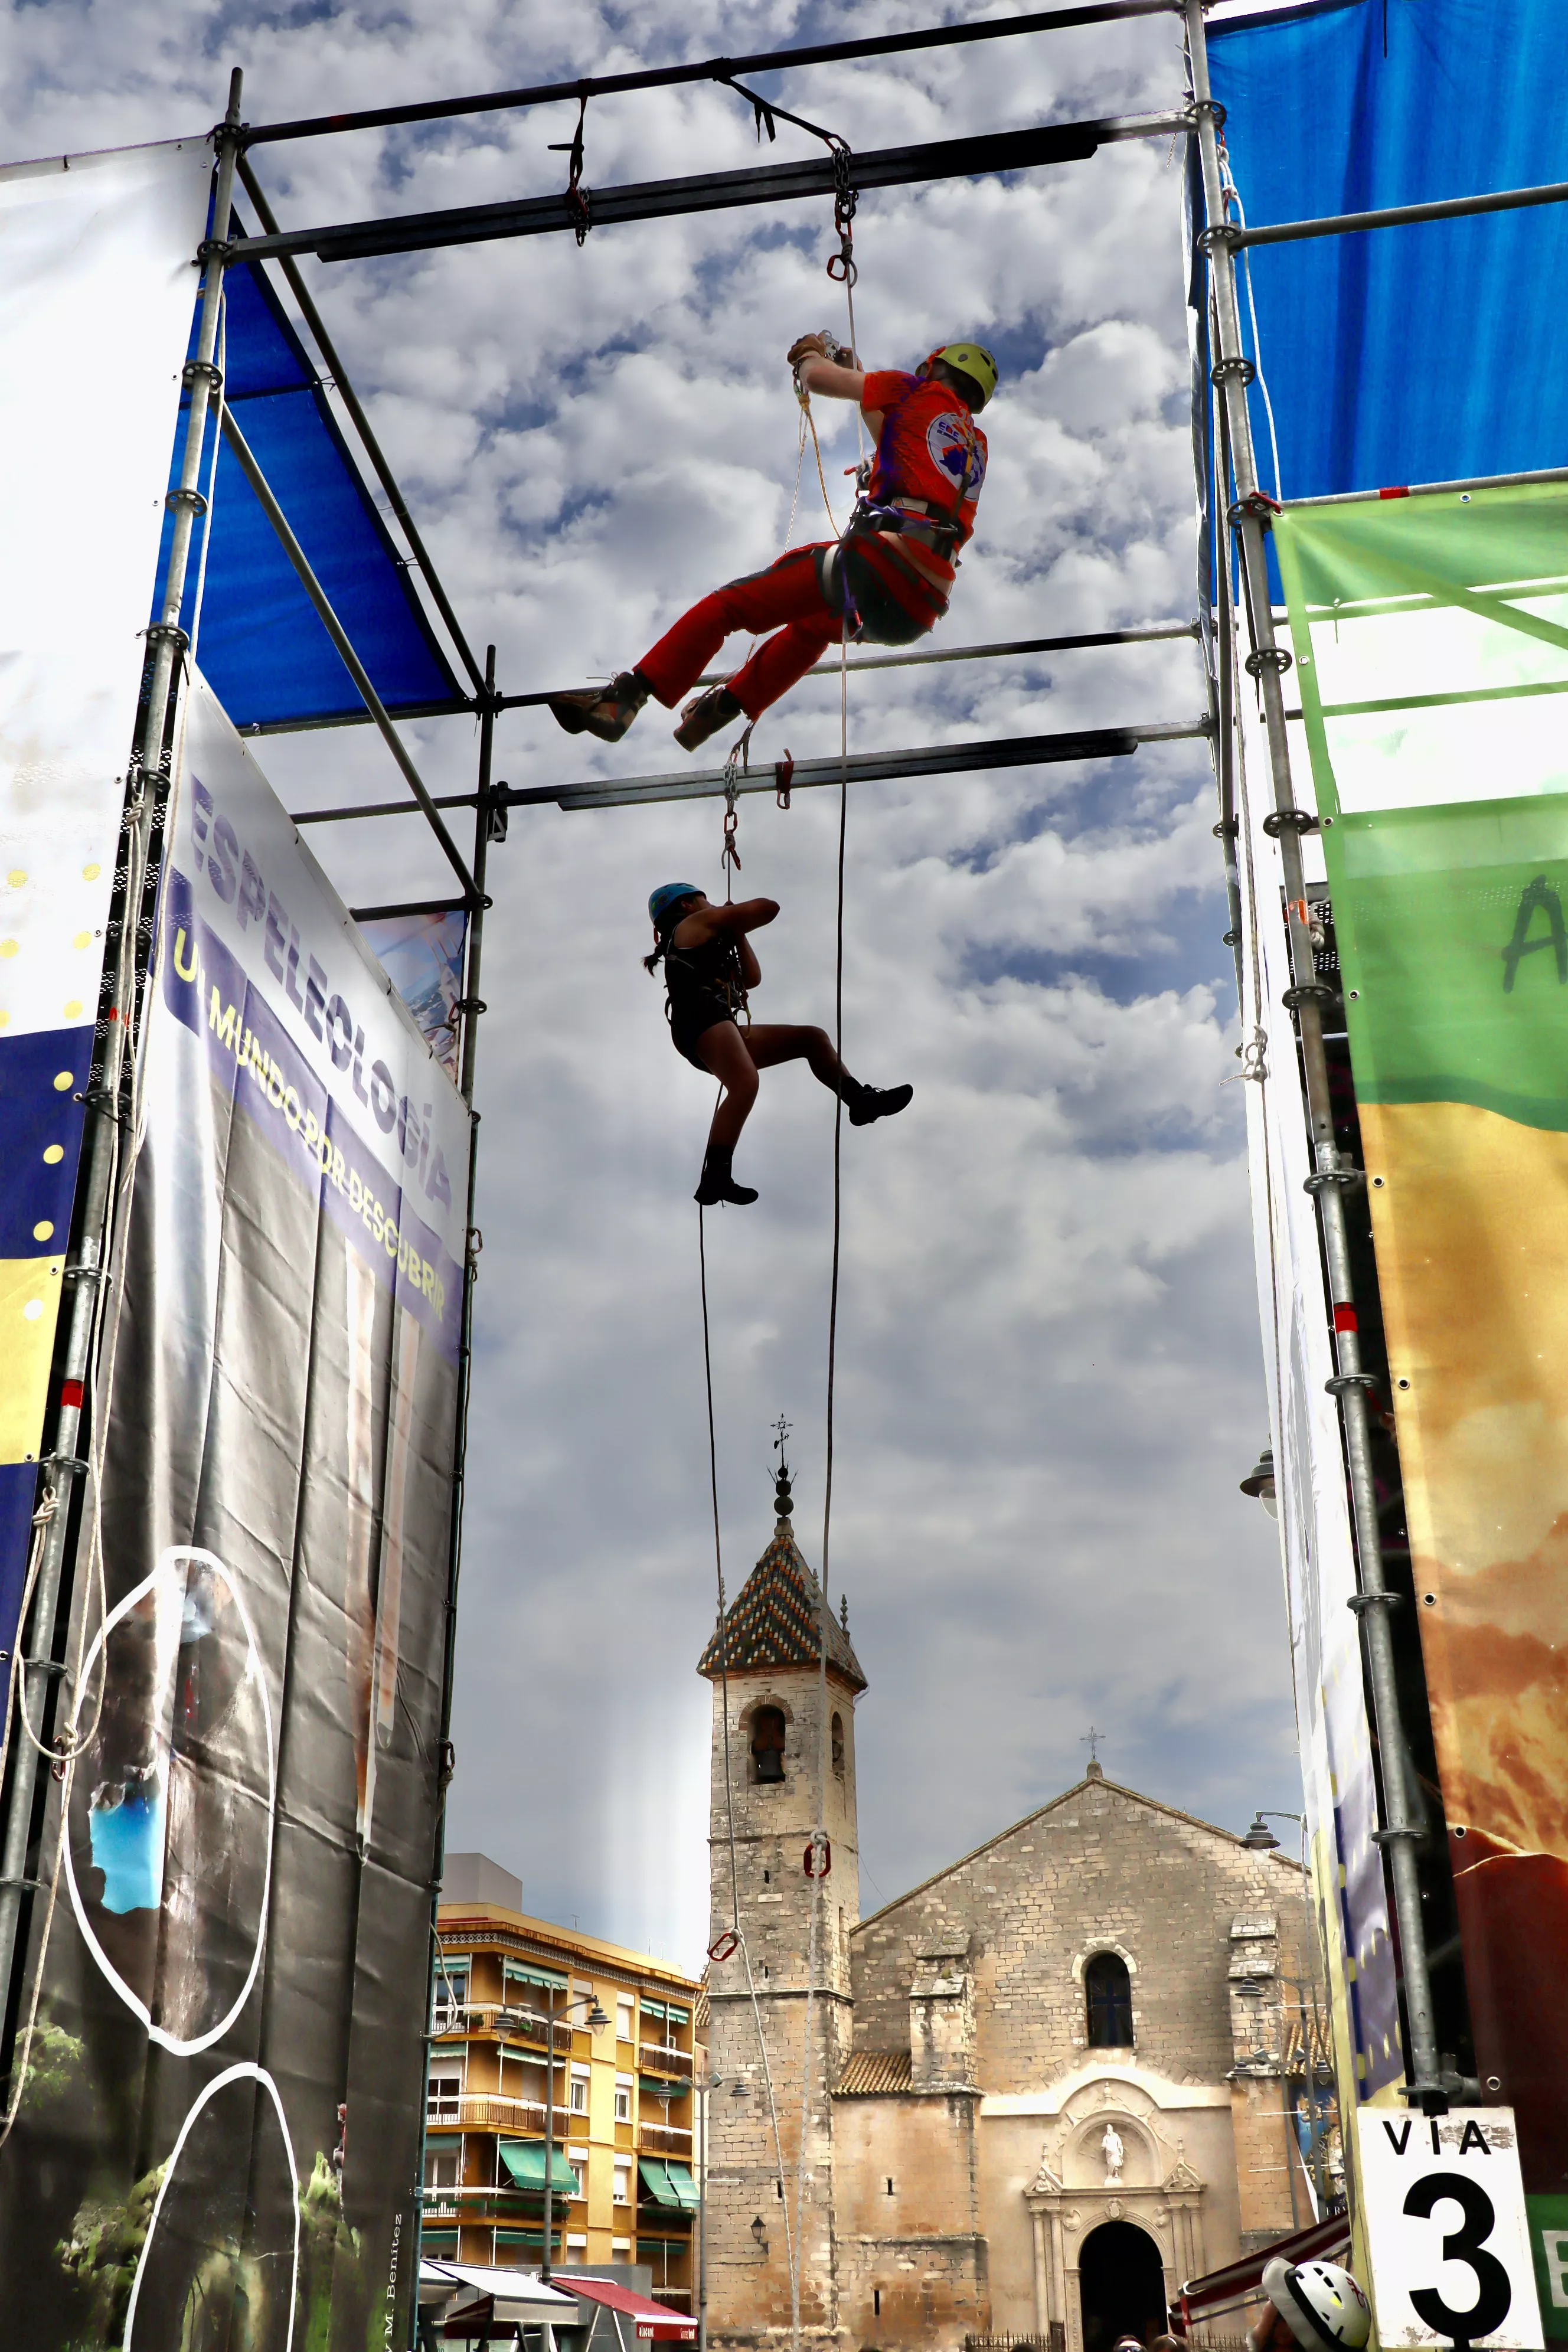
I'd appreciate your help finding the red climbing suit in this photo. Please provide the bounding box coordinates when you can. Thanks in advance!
[635,370,988,724]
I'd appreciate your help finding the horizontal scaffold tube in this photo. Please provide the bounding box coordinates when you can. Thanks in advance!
[495,622,1200,712]
[239,113,1188,263]
[241,2,1181,147]
[538,720,1207,809]
[289,719,1209,827]
[1228,175,1568,250]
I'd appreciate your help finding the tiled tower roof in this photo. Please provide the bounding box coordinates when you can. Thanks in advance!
[696,1465,867,1693]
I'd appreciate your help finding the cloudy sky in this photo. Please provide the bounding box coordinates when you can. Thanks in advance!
[2,0,1305,1970]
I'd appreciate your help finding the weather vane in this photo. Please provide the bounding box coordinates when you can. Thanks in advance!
[772,1413,792,1472]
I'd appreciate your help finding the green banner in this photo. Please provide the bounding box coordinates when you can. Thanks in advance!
[1276,484,1568,2204]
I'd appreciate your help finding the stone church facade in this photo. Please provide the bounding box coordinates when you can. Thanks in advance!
[698,1474,1315,2352]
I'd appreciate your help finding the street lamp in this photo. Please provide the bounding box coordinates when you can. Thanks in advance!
[1240,1443,1278,1517]
[1243,1808,1332,2212]
[541,1991,610,2282]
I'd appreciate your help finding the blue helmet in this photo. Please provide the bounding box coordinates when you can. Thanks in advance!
[649,883,703,931]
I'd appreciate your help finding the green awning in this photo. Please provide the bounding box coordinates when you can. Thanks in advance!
[639,2158,685,2209]
[499,2141,577,2194]
[640,1998,667,2019]
[505,1962,566,1991]
[666,2006,690,2027]
[664,2161,701,2211]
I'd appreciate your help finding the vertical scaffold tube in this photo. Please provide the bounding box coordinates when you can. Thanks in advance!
[0,70,246,2047]
[1184,0,1441,2101]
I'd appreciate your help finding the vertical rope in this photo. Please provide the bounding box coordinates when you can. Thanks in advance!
[790,609,850,2352]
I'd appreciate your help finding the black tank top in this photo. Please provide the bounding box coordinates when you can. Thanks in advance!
[665,927,747,1037]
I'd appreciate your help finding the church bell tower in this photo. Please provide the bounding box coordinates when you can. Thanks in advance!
[697,1441,867,2351]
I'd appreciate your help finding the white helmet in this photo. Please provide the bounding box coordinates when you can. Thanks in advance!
[1263,2258,1371,2352]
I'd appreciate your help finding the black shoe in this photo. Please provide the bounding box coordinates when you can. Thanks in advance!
[695,1147,758,1206]
[848,1082,913,1128]
[674,684,743,752]
[549,670,649,743]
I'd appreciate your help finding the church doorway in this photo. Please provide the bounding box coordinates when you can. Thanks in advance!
[1077,2218,1167,2352]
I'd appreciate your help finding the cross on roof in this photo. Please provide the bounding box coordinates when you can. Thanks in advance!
[1082,1724,1106,1767]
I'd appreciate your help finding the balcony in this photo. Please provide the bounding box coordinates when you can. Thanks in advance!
[638,2043,694,2079]
[425,2093,574,2134]
[637,2120,694,2157]
[432,2001,554,2046]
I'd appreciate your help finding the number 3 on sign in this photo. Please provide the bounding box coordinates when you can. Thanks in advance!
[1357,2109,1545,2349]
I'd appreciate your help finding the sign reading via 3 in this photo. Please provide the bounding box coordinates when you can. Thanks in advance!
[1358,2109,1544,2349]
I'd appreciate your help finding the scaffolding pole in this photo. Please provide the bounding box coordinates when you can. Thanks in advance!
[1185,0,1443,2107]
[237,112,1188,266]
[241,2,1182,149]
[494,621,1200,713]
[286,718,1208,827]
[409,650,495,2337]
[1226,174,1568,251]
[0,77,247,2052]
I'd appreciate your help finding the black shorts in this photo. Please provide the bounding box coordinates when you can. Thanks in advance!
[671,1005,736,1070]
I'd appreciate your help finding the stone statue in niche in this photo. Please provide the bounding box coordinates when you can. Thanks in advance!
[1102,2125,1125,2184]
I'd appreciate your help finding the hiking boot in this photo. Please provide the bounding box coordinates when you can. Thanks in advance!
[674,684,743,752]
[847,1082,914,1128]
[548,670,649,743]
[695,1145,758,1206]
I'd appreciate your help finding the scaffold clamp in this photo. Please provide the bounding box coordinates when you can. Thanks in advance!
[1227,491,1283,526]
[1210,355,1256,388]
[1247,645,1294,680]
[1326,1371,1379,1398]
[1305,1167,1364,1195]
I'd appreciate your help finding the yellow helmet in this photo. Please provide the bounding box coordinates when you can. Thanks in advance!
[922,341,999,410]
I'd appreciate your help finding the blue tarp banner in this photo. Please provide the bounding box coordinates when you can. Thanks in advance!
[156,237,464,731]
[1208,0,1568,499]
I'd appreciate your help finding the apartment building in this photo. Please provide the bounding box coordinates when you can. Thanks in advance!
[423,1853,703,2304]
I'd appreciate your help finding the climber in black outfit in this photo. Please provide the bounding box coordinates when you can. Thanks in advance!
[645,883,913,1206]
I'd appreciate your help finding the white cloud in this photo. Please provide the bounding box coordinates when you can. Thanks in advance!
[0,0,1301,1967]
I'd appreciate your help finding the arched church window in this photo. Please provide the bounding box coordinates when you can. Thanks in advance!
[831,1714,845,1776]
[1084,1951,1134,2048]
[751,1707,786,1783]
